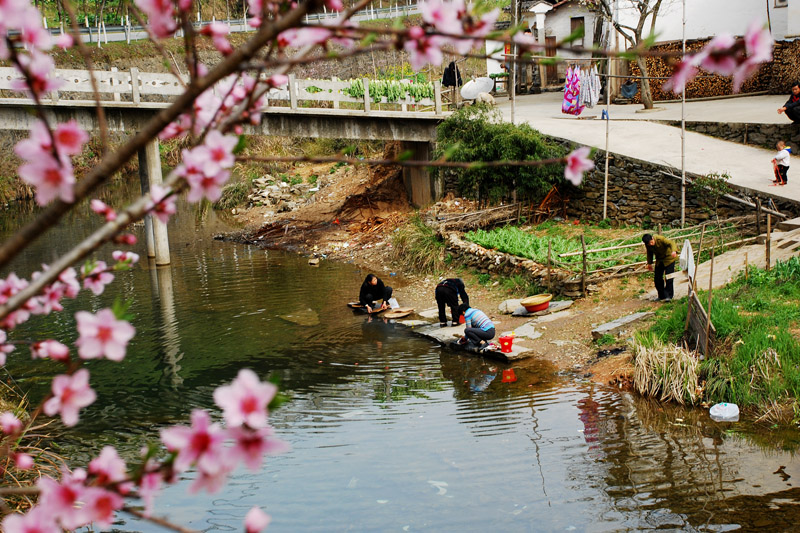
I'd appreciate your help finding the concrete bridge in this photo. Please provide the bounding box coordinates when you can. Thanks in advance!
[0,68,446,264]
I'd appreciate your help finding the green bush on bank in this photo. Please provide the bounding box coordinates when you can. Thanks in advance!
[637,256,800,412]
[433,105,567,203]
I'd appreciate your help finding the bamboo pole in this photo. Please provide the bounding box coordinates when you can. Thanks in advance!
[766,213,771,271]
[755,198,762,235]
[745,252,749,283]
[704,246,715,356]
[547,239,552,291]
[580,235,587,297]
[684,227,704,334]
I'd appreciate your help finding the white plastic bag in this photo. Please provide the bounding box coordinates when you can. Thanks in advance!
[709,402,739,422]
[387,297,400,309]
[679,239,695,282]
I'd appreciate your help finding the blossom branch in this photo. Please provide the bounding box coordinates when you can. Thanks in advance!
[121,506,199,533]
[0,0,323,272]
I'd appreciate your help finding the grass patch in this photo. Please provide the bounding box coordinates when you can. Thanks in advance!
[595,334,616,346]
[390,214,445,275]
[638,256,800,412]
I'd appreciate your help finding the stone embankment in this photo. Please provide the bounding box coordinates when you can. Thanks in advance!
[661,121,800,150]
[565,150,800,226]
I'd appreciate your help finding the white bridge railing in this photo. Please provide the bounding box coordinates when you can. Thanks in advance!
[0,68,443,115]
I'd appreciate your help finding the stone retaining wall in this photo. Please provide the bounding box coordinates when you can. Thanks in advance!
[660,121,800,151]
[565,147,800,226]
[444,233,575,292]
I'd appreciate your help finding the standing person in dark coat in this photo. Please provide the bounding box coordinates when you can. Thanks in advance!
[359,274,393,313]
[642,233,678,302]
[435,278,469,327]
[778,82,800,124]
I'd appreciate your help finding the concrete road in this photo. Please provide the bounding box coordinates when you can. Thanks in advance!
[497,92,800,204]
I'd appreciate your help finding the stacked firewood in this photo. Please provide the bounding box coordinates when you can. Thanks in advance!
[628,39,800,103]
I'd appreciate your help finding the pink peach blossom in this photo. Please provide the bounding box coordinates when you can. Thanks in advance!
[14,452,34,470]
[12,50,63,95]
[139,472,162,517]
[662,59,699,95]
[75,308,135,361]
[277,27,331,48]
[135,0,177,38]
[1,506,60,533]
[148,184,177,224]
[43,370,96,427]
[82,487,123,529]
[564,147,595,186]
[18,155,76,205]
[112,250,140,265]
[89,446,128,485]
[81,261,114,295]
[229,426,289,471]
[695,34,738,76]
[0,329,15,365]
[37,467,89,529]
[214,368,277,428]
[54,120,88,156]
[59,267,80,298]
[744,20,773,64]
[31,340,70,362]
[90,199,117,221]
[1,411,22,434]
[404,27,444,71]
[53,33,73,50]
[421,0,462,35]
[160,409,228,474]
[245,506,272,533]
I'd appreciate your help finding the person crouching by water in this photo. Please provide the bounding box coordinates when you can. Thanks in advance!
[359,274,393,313]
[458,303,495,349]
[435,278,469,327]
[642,233,678,302]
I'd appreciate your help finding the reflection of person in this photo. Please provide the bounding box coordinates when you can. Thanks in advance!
[470,366,497,392]
[777,82,800,123]
[435,278,469,327]
[458,304,496,348]
[362,314,391,353]
[772,140,790,186]
[642,234,678,302]
[359,274,393,313]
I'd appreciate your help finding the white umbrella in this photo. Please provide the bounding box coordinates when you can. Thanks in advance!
[460,77,494,100]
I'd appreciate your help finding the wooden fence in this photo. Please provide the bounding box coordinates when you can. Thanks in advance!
[0,67,443,114]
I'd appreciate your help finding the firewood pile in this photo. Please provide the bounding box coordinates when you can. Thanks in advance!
[628,38,800,103]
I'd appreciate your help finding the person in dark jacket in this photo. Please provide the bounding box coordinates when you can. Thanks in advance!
[359,274,393,313]
[642,233,678,301]
[435,278,469,327]
[778,82,800,123]
[442,61,462,88]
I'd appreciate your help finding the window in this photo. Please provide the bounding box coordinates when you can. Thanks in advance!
[776,0,787,7]
[570,17,585,48]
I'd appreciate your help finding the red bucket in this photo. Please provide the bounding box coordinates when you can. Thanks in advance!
[459,314,465,324]
[498,336,514,353]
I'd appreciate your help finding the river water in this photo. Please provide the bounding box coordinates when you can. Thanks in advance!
[4,191,800,532]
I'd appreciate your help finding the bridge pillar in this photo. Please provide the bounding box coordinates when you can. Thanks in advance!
[138,138,171,265]
[401,141,442,208]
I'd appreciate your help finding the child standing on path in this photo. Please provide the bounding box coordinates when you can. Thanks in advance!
[772,141,790,186]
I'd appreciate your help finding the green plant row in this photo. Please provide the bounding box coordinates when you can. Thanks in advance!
[343,79,435,102]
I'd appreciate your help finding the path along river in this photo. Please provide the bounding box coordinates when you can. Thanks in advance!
[3,188,800,532]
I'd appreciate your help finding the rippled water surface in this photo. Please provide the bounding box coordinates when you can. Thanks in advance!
[4,193,800,532]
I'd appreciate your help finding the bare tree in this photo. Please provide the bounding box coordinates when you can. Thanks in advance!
[582,0,667,109]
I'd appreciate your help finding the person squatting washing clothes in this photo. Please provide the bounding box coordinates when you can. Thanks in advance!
[642,233,678,302]
[458,303,495,349]
[435,278,470,327]
[359,274,393,313]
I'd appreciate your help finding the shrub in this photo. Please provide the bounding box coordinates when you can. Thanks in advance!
[432,105,568,202]
[390,214,445,274]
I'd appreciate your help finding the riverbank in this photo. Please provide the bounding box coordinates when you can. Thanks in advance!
[219,163,661,384]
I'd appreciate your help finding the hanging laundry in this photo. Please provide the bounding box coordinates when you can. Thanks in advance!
[561,66,585,116]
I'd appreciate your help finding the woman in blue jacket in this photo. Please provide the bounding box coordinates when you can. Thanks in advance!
[457,303,495,348]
